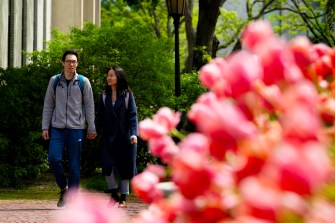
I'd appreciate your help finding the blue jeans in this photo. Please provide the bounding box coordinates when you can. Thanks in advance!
[48,128,84,190]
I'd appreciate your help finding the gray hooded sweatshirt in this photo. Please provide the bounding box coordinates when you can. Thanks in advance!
[42,72,96,134]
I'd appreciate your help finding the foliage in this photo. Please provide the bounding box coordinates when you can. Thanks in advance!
[0,66,50,188]
[216,8,245,53]
[30,21,175,122]
[101,0,168,39]
[217,0,334,56]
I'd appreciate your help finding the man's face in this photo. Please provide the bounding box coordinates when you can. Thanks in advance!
[62,54,78,73]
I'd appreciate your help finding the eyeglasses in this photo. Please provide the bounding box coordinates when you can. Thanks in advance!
[65,60,78,65]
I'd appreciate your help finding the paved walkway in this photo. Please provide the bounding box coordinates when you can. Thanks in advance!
[0,192,148,223]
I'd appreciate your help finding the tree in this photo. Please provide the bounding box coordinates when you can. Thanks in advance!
[325,0,335,38]
[102,0,334,73]
[192,0,226,70]
[212,0,335,62]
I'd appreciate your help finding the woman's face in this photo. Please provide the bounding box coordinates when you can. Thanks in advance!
[106,69,117,86]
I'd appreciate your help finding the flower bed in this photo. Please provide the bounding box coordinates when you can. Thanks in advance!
[133,20,335,223]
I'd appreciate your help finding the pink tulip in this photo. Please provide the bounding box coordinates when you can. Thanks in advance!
[226,217,273,223]
[252,83,283,113]
[289,36,315,79]
[132,203,172,223]
[239,177,281,221]
[139,107,181,140]
[211,163,236,196]
[310,43,335,78]
[178,133,210,156]
[132,208,170,223]
[305,199,335,223]
[139,118,170,140]
[199,58,229,94]
[56,190,125,223]
[265,142,332,195]
[131,171,163,203]
[241,20,274,52]
[145,164,167,180]
[256,37,303,85]
[153,107,181,132]
[319,97,335,124]
[312,43,333,58]
[280,103,321,141]
[280,192,307,215]
[171,149,214,199]
[282,80,319,110]
[148,136,179,164]
[224,51,263,98]
[235,156,266,184]
[188,92,257,160]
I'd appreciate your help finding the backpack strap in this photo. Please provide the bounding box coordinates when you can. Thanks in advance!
[125,91,129,109]
[102,91,129,109]
[53,73,84,95]
[102,92,106,105]
[53,74,61,93]
[77,74,84,94]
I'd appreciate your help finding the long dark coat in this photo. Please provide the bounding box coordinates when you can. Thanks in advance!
[95,90,138,179]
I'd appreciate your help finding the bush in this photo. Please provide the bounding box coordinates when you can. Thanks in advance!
[0,66,51,188]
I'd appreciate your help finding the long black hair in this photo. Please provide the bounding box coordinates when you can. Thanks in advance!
[105,65,131,97]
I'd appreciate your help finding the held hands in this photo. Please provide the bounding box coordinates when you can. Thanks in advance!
[131,135,137,144]
[87,133,97,140]
[43,130,97,140]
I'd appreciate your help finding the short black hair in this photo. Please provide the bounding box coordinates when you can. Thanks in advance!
[62,49,79,62]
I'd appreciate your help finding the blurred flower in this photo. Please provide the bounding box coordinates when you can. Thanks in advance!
[131,170,164,204]
[139,107,181,140]
[56,190,126,223]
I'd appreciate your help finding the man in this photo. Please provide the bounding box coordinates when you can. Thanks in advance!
[42,49,97,207]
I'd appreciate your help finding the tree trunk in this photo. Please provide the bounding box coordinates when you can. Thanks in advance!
[325,0,335,45]
[183,0,196,73]
[192,0,225,70]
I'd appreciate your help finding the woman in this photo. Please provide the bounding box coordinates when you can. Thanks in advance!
[95,65,138,208]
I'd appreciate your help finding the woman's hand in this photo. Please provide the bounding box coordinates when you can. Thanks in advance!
[130,135,137,144]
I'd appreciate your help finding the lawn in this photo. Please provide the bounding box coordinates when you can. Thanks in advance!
[0,172,139,200]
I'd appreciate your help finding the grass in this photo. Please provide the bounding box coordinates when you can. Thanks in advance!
[0,173,59,200]
[0,172,140,201]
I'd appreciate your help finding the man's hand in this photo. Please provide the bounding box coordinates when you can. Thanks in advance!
[86,133,97,140]
[42,130,49,140]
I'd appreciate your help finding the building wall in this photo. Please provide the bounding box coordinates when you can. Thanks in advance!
[52,0,100,34]
[0,0,9,68]
[0,0,100,69]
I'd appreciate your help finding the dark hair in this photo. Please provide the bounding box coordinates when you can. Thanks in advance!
[105,65,131,96]
[62,49,79,62]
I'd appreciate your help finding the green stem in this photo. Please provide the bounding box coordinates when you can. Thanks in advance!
[169,129,184,140]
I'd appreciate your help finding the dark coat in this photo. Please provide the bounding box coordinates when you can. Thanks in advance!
[95,91,138,179]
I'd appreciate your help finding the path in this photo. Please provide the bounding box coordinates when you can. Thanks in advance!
[0,192,148,223]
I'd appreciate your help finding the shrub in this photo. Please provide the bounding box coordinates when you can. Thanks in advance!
[0,66,51,188]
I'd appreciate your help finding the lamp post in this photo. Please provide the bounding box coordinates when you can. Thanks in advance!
[166,0,185,97]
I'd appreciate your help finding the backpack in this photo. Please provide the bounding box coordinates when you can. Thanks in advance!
[53,73,84,95]
[102,91,129,109]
